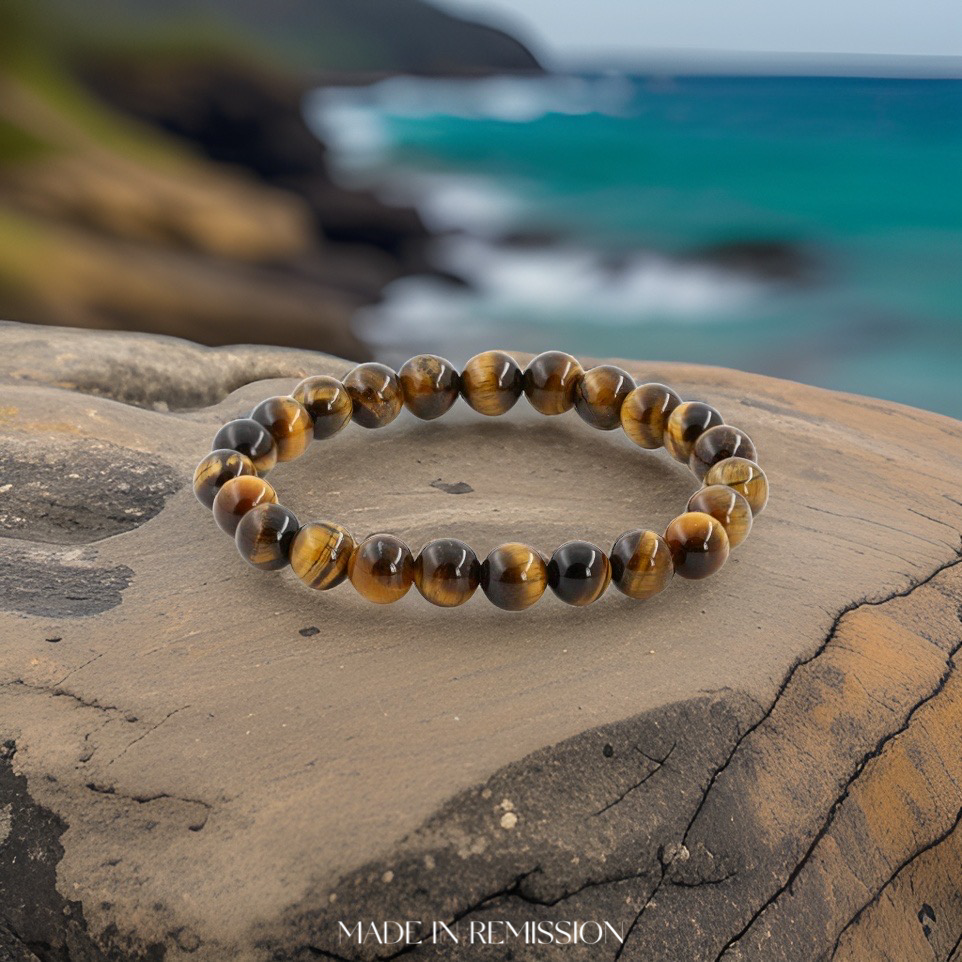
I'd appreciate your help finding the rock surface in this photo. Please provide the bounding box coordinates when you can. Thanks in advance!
[1,320,961,962]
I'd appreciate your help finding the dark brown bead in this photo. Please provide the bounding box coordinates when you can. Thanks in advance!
[664,511,730,580]
[610,529,674,600]
[212,475,277,536]
[211,418,277,475]
[523,351,584,416]
[348,534,415,604]
[234,503,299,571]
[343,363,403,429]
[290,521,355,590]
[547,540,611,606]
[574,365,635,430]
[291,375,353,440]
[687,485,753,548]
[704,457,769,515]
[664,401,724,463]
[399,354,460,421]
[620,383,682,449]
[193,449,257,509]
[250,396,313,462]
[415,538,480,607]
[689,424,757,481]
[480,543,547,611]
[460,351,523,417]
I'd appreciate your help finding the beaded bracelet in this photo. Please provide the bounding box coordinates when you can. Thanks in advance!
[193,351,768,611]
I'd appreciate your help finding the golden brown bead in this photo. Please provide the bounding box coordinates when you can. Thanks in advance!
[399,354,460,421]
[664,511,730,580]
[546,540,611,606]
[480,543,547,611]
[290,521,355,590]
[687,485,753,548]
[211,418,278,475]
[704,457,769,516]
[343,363,404,429]
[620,383,682,449]
[664,401,724,463]
[234,503,299,571]
[212,475,277,536]
[460,351,523,417]
[250,396,313,462]
[415,538,480,607]
[610,529,674,600]
[574,365,635,430]
[193,449,257,509]
[689,424,757,481]
[523,351,584,416]
[291,375,353,440]
[348,534,415,604]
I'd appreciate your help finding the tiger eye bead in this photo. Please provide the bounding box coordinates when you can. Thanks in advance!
[523,351,584,416]
[547,540,612,606]
[620,383,682,449]
[290,521,355,590]
[343,363,404,429]
[212,475,277,536]
[574,365,635,430]
[250,396,313,462]
[664,401,724,463]
[234,503,299,571]
[415,538,480,607]
[664,511,730,580]
[399,354,460,421]
[460,351,523,417]
[689,424,757,481]
[610,529,674,600]
[291,375,353,440]
[211,418,278,475]
[348,534,415,604]
[193,449,257,509]
[704,457,769,516]
[688,485,753,548]
[480,543,547,611]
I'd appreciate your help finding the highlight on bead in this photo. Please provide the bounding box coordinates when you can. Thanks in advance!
[197,351,768,609]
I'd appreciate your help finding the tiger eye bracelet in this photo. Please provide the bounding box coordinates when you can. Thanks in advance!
[194,351,769,610]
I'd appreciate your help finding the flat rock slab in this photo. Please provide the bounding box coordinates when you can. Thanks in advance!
[1,321,961,962]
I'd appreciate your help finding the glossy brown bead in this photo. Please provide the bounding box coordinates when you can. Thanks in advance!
[480,543,547,611]
[610,529,674,600]
[291,375,353,440]
[399,354,460,421]
[343,363,404,429]
[664,401,724,463]
[523,351,584,416]
[250,395,313,462]
[574,365,635,430]
[290,521,355,590]
[193,449,257,509]
[460,351,523,417]
[212,475,277,536]
[664,511,730,580]
[547,540,611,606]
[415,538,480,607]
[234,503,299,571]
[704,457,769,516]
[688,485,753,548]
[348,534,415,604]
[211,418,277,475]
[620,383,682,449]
[689,424,757,481]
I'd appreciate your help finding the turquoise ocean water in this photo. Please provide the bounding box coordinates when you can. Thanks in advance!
[311,75,962,417]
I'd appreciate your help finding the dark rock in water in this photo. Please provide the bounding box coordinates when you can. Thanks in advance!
[687,239,823,283]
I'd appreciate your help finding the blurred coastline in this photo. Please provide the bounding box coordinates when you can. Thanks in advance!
[0,2,960,415]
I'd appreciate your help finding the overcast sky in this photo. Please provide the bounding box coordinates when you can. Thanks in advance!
[435,0,962,65]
